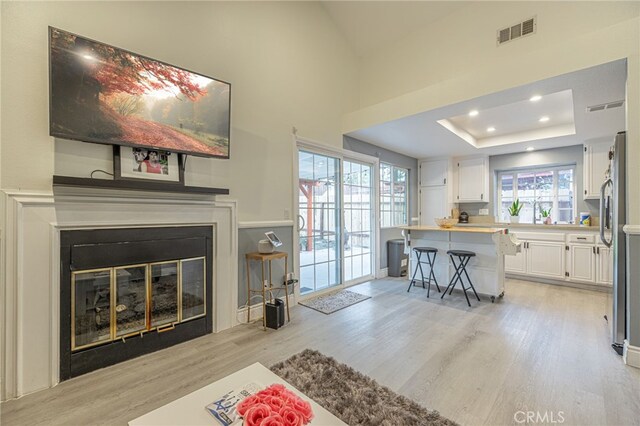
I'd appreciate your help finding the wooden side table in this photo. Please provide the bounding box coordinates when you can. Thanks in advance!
[245,251,291,329]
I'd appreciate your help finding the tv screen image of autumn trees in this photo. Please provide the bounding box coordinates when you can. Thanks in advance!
[50,28,230,158]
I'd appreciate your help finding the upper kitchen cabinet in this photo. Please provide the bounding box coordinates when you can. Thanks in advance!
[419,159,454,225]
[456,157,489,203]
[420,159,449,186]
[583,141,611,199]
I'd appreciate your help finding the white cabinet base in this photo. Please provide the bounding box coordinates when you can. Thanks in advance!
[407,231,505,299]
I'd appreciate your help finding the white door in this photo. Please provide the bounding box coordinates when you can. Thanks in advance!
[420,160,448,186]
[596,246,613,285]
[457,158,485,202]
[527,241,565,279]
[568,244,596,283]
[505,244,527,274]
[343,159,375,284]
[298,150,342,295]
[420,185,448,226]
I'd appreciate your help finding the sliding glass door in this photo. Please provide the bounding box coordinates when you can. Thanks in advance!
[298,150,341,295]
[343,159,374,283]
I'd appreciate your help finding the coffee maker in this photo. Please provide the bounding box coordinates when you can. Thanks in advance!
[459,211,469,223]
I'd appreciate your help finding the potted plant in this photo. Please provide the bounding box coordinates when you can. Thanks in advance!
[508,199,523,223]
[540,206,552,225]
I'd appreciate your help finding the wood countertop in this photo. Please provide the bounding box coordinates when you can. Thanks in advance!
[400,226,507,234]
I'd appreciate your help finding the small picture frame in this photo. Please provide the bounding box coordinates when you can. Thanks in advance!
[114,146,184,184]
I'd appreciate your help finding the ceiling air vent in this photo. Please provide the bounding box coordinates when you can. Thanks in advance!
[497,16,536,45]
[586,100,625,112]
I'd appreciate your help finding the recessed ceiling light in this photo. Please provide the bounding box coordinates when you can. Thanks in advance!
[539,116,550,123]
[530,95,542,102]
[487,127,496,132]
[526,147,535,151]
[468,110,479,117]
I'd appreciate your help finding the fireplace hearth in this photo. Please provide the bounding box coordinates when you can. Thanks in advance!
[60,226,213,380]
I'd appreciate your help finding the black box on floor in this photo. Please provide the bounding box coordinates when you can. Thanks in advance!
[265,298,285,329]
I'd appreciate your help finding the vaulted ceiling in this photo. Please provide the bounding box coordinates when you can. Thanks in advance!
[321,1,471,58]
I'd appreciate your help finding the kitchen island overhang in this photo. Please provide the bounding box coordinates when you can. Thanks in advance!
[400,226,519,302]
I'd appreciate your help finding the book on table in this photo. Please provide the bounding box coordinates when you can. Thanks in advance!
[205,382,263,426]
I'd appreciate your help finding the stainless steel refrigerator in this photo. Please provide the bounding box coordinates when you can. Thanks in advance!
[600,131,626,355]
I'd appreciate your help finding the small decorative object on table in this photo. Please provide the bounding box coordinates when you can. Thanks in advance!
[207,383,314,426]
[434,217,458,228]
[540,206,552,225]
[508,199,523,223]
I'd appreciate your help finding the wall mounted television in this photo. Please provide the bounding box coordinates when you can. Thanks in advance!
[49,27,231,159]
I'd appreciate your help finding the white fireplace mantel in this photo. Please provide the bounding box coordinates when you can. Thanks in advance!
[0,188,238,401]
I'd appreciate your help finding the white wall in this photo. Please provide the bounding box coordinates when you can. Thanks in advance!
[0,1,359,222]
[346,2,639,225]
[357,2,640,108]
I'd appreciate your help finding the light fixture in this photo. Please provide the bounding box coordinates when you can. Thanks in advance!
[82,54,96,61]
[487,127,496,132]
[530,95,542,102]
[468,110,479,117]
[526,147,535,151]
[539,116,550,123]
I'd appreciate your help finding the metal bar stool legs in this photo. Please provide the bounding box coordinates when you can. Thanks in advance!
[408,250,426,291]
[408,247,440,297]
[441,250,480,307]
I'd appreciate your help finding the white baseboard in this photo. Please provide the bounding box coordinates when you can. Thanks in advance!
[505,273,611,293]
[623,340,640,369]
[376,268,388,279]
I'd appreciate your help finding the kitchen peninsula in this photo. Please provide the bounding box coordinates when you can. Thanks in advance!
[400,225,517,301]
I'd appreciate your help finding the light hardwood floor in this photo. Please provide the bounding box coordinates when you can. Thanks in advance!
[2,278,639,425]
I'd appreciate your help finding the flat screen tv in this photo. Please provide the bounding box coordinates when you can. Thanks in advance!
[49,27,231,159]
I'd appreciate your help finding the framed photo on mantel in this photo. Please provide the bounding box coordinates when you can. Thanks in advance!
[114,146,185,184]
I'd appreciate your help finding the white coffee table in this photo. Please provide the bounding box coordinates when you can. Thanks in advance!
[129,362,346,426]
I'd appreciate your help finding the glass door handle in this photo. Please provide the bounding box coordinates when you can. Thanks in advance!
[297,214,305,232]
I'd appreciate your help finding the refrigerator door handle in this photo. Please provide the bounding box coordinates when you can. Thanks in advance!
[599,178,613,247]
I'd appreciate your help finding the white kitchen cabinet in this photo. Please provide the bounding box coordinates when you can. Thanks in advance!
[419,159,453,226]
[505,234,565,280]
[506,230,613,287]
[568,244,596,283]
[456,157,489,203]
[420,185,449,226]
[527,241,566,280]
[596,245,613,286]
[504,248,527,274]
[420,160,449,187]
[583,142,611,199]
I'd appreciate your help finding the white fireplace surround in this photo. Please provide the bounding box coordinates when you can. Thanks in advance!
[0,188,238,401]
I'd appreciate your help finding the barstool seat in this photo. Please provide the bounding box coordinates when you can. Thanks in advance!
[441,250,480,307]
[408,247,440,297]
[415,247,438,253]
[446,249,476,257]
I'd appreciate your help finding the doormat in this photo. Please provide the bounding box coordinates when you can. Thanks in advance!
[271,349,457,425]
[299,290,370,314]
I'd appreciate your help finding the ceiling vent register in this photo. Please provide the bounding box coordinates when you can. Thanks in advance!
[586,100,625,112]
[497,17,536,45]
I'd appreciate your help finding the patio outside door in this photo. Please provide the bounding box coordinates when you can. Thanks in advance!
[297,150,342,295]
[343,159,374,283]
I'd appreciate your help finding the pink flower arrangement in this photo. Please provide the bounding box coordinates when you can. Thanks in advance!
[236,384,314,426]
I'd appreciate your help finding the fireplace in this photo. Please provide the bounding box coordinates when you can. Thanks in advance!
[60,226,213,380]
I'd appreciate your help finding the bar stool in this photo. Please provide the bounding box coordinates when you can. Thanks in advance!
[407,247,440,297]
[441,249,480,307]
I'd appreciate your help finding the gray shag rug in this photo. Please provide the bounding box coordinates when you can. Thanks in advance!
[299,290,370,314]
[270,349,457,426]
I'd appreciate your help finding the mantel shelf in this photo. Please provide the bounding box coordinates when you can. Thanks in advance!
[52,175,229,195]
